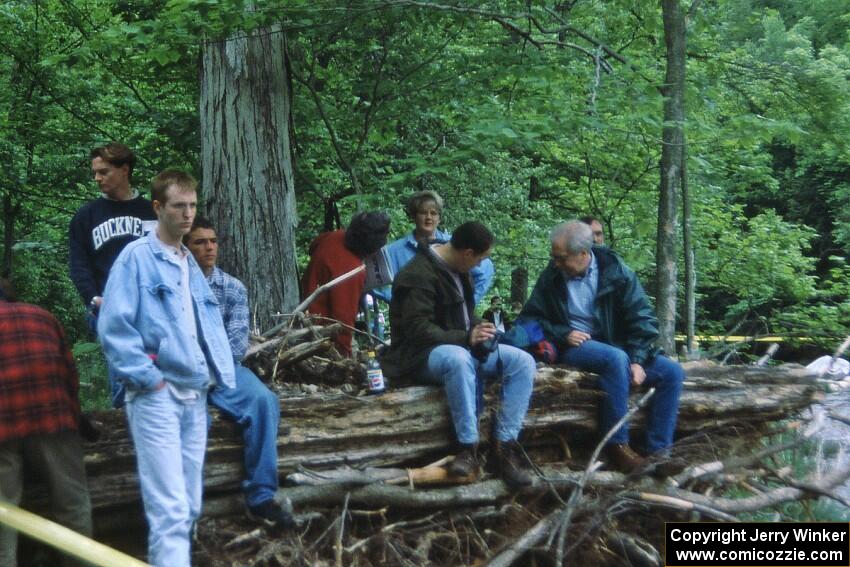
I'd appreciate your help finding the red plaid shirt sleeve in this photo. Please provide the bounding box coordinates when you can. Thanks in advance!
[0,301,81,442]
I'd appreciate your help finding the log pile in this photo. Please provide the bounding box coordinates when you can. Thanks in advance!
[27,361,817,519]
[183,361,845,567]
[23,358,838,566]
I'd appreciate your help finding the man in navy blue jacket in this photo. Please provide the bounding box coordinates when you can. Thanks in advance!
[69,143,157,406]
[69,142,157,318]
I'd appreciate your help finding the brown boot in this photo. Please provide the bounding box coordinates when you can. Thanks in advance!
[605,443,645,474]
[495,440,534,489]
[448,444,478,477]
[650,455,688,478]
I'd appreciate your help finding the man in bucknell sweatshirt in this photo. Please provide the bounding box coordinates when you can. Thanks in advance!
[69,142,157,318]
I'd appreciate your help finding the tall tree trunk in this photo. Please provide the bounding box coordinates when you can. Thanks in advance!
[682,141,696,355]
[656,0,687,354]
[510,266,528,306]
[1,193,15,278]
[200,25,299,330]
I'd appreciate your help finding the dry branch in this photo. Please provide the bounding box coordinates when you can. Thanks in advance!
[294,265,364,316]
[245,324,340,359]
[288,464,475,487]
[276,338,334,367]
[486,509,564,567]
[658,458,850,514]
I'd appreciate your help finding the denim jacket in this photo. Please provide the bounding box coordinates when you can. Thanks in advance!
[98,233,236,392]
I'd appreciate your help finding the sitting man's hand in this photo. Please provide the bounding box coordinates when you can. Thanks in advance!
[469,322,497,346]
[566,329,591,347]
[630,363,646,386]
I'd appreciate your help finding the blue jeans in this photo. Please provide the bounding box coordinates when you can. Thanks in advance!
[208,364,280,508]
[127,387,207,567]
[559,340,683,453]
[425,344,536,445]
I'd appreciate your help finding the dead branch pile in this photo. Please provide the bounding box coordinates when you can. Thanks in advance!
[244,315,365,387]
[40,361,817,518]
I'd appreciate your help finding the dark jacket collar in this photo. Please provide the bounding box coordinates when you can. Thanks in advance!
[414,241,476,314]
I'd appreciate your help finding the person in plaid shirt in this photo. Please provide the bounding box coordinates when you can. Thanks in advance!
[0,278,93,567]
[185,217,293,528]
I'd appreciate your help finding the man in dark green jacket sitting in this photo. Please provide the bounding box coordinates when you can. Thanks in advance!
[521,220,684,474]
[382,222,537,489]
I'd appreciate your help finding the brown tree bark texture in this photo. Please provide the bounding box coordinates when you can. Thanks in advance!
[656,0,688,353]
[52,363,816,515]
[200,24,300,328]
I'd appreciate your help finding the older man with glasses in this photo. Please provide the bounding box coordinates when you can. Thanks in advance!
[521,220,684,476]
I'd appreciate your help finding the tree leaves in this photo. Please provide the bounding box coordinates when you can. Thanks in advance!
[0,0,849,344]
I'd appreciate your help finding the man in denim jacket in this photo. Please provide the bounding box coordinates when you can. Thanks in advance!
[98,170,235,567]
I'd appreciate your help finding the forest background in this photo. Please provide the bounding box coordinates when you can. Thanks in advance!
[1,0,849,384]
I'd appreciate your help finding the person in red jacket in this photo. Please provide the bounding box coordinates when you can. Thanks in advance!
[301,212,390,356]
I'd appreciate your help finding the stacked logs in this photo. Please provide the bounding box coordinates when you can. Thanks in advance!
[31,361,818,523]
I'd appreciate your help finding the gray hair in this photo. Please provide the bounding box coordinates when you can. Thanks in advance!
[550,220,593,253]
[405,190,444,220]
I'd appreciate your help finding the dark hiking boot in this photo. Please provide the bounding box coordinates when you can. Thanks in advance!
[495,440,534,489]
[448,444,479,477]
[605,443,645,474]
[650,455,688,478]
[247,498,295,529]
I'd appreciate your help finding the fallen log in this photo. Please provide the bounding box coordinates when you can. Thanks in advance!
[25,362,818,522]
[287,460,474,488]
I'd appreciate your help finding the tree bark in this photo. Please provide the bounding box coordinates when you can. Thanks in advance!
[43,363,816,518]
[200,24,299,330]
[510,266,528,306]
[682,140,696,355]
[656,0,687,353]
[1,192,15,278]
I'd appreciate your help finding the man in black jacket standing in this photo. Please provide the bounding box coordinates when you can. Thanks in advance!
[381,222,536,488]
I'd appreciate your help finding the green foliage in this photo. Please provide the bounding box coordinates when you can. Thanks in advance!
[774,258,850,349]
[697,206,817,318]
[0,0,849,351]
[73,341,111,411]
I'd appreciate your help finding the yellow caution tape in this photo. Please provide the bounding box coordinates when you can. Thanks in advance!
[675,335,814,343]
[0,501,149,567]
